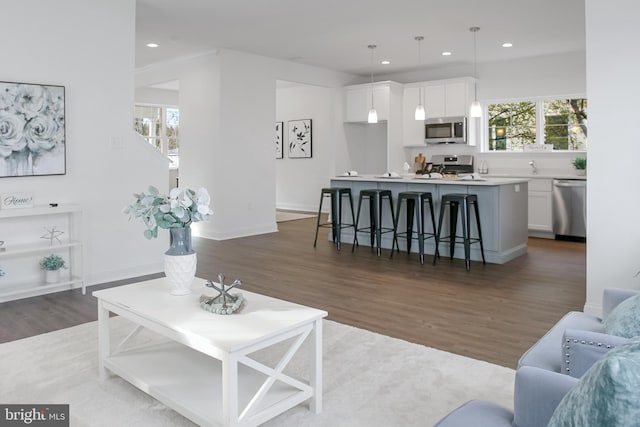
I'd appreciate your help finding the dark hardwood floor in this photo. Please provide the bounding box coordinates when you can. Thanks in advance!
[0,215,586,369]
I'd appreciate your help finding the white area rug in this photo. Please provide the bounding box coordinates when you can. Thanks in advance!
[0,317,514,426]
[276,211,316,223]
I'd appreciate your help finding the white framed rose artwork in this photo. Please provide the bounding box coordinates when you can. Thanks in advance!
[0,81,66,177]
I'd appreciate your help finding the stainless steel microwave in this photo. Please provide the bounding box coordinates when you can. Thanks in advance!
[424,116,467,144]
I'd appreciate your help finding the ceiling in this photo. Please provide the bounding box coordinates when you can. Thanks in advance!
[135,0,585,77]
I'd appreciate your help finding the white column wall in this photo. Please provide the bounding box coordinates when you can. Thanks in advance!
[140,49,355,240]
[1,0,168,285]
[584,0,640,314]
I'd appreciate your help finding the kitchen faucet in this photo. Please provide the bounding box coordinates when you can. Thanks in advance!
[529,160,538,174]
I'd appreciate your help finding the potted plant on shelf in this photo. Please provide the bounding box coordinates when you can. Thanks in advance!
[39,254,67,284]
[572,157,587,176]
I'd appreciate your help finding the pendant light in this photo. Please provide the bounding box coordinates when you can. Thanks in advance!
[469,27,482,118]
[414,36,426,121]
[367,44,378,124]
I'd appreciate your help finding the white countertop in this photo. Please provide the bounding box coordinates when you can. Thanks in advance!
[332,174,529,186]
[484,173,587,180]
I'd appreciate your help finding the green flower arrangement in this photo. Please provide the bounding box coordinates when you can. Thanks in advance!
[123,185,213,239]
[39,254,67,271]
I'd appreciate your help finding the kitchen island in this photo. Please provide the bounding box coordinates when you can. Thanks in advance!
[330,175,529,264]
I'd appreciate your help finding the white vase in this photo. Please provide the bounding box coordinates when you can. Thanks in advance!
[576,169,586,176]
[45,269,60,284]
[164,226,197,295]
[164,253,197,295]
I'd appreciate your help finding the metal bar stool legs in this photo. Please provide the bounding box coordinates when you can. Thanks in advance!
[352,189,396,256]
[391,192,438,264]
[313,187,355,251]
[434,193,485,271]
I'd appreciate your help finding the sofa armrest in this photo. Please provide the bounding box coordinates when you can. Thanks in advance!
[513,366,578,427]
[562,329,628,378]
[603,288,640,320]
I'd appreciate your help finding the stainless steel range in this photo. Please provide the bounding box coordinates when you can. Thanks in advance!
[429,154,474,175]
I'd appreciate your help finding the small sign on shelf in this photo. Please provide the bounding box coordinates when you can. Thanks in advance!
[1,193,34,209]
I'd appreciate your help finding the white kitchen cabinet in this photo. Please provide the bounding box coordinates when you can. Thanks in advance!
[402,78,474,147]
[0,204,84,302]
[424,79,471,119]
[424,85,446,118]
[527,179,553,234]
[344,82,390,123]
[444,82,468,117]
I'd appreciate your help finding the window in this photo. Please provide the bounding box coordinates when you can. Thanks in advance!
[133,104,180,168]
[487,98,587,152]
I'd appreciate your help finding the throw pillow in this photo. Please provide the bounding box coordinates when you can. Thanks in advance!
[604,294,640,338]
[547,337,640,427]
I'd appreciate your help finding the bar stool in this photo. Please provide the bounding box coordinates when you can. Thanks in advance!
[352,189,397,256]
[434,193,486,271]
[313,187,356,251]
[391,191,439,264]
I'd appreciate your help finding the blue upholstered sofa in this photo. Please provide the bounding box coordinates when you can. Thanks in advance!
[435,288,640,427]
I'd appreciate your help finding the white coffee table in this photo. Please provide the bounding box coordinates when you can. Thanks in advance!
[93,277,328,427]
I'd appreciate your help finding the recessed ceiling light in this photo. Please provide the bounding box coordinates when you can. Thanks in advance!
[146,43,159,48]
[381,60,390,65]
[441,51,452,56]
[502,42,513,48]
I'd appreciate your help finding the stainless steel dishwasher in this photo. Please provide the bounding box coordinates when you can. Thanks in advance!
[552,179,586,239]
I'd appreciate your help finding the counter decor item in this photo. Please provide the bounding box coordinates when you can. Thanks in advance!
[39,254,67,284]
[123,185,213,295]
[572,157,586,176]
[199,274,245,315]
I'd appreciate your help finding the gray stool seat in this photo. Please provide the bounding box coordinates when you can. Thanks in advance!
[313,187,355,251]
[434,193,485,271]
[391,191,439,264]
[352,189,397,256]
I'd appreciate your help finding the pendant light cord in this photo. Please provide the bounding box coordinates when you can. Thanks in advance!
[369,45,376,109]
[416,36,423,104]
[471,27,480,101]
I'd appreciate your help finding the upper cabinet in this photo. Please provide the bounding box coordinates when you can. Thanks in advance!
[344,82,392,123]
[422,78,472,119]
[402,78,474,147]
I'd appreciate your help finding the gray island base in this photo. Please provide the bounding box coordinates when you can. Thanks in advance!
[330,176,529,264]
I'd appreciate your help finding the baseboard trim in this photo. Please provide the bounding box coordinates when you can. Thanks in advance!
[196,224,278,241]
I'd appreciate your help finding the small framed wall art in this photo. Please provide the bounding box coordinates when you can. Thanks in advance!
[275,121,283,159]
[287,119,312,158]
[0,81,66,178]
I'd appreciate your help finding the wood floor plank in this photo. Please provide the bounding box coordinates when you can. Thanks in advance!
[0,215,585,368]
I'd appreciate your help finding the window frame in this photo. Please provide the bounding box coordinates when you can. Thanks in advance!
[481,94,587,154]
[134,103,180,169]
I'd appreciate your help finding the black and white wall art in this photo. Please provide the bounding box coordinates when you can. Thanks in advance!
[275,121,283,159]
[0,81,66,177]
[287,119,312,158]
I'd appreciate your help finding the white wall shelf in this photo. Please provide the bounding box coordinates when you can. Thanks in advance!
[0,204,84,302]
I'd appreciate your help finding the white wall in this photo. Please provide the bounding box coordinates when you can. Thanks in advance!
[137,50,355,239]
[1,0,168,286]
[584,0,640,314]
[135,87,179,106]
[276,83,337,212]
